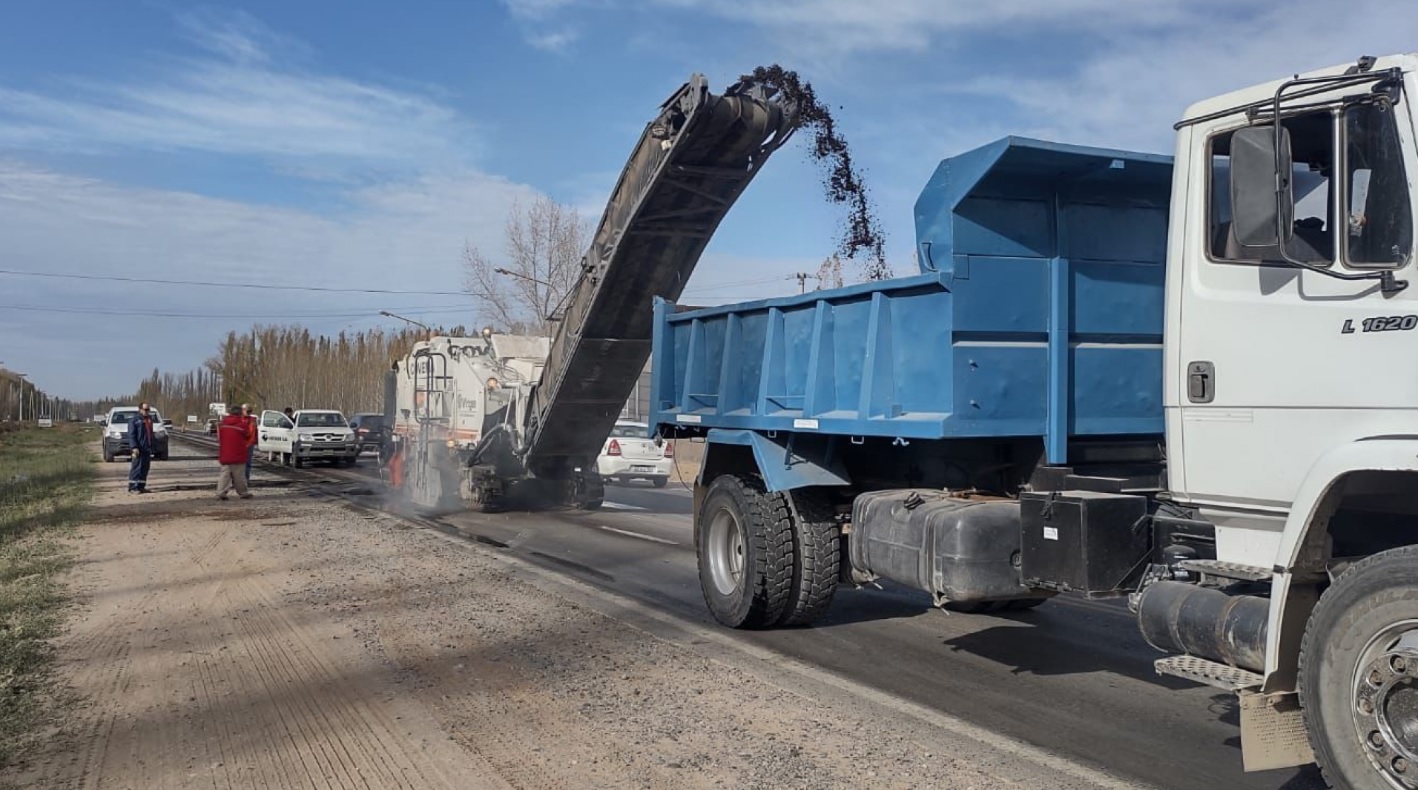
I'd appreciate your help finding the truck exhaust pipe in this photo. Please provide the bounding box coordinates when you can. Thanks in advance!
[1135,581,1268,674]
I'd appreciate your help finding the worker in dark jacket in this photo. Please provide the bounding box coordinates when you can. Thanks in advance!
[127,402,156,494]
[216,405,254,500]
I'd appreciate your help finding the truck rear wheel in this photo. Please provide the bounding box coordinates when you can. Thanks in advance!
[696,475,793,629]
[1301,545,1418,790]
[778,489,840,627]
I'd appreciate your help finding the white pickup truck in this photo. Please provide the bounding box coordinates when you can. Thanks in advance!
[257,409,358,468]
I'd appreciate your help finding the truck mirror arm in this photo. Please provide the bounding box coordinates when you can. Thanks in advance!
[1261,76,1409,295]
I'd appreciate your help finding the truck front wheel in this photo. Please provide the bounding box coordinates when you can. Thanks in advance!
[1301,545,1418,790]
[696,475,794,629]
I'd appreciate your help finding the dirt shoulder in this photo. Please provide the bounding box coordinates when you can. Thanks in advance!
[7,445,1125,790]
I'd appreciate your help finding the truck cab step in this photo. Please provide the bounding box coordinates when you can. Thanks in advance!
[1176,559,1271,582]
[1155,655,1262,691]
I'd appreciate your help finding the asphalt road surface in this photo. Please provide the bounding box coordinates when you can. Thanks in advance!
[178,435,1327,789]
[434,480,1325,790]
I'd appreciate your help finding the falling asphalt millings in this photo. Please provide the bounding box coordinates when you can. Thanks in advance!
[743,64,890,281]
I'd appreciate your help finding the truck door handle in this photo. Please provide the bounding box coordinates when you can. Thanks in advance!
[1187,361,1215,404]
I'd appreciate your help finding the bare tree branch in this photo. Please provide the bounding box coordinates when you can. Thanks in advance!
[462,195,588,337]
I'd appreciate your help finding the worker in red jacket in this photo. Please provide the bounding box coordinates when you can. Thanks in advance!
[216,405,254,500]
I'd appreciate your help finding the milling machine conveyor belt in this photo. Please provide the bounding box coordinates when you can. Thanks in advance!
[519,73,798,473]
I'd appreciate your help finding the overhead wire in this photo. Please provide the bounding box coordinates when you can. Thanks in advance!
[0,267,471,296]
[0,304,474,320]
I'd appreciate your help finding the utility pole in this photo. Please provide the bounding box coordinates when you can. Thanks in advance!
[794,272,811,293]
[16,374,26,423]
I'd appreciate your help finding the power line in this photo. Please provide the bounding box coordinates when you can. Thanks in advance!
[0,267,471,296]
[683,274,798,293]
[0,304,474,319]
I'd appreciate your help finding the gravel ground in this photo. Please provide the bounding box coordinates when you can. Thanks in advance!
[6,447,1127,789]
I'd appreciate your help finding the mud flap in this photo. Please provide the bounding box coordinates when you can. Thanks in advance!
[1239,690,1313,772]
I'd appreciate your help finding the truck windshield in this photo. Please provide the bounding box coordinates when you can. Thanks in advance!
[1344,102,1412,266]
[296,413,346,427]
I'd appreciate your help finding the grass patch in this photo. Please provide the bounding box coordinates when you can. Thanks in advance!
[0,424,96,773]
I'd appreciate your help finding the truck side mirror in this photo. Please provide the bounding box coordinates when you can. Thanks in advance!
[1230,126,1295,248]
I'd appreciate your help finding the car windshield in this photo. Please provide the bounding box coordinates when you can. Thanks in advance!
[609,424,645,438]
[296,412,346,427]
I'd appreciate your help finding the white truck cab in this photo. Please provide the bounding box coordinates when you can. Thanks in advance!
[259,409,358,468]
[1158,53,1418,784]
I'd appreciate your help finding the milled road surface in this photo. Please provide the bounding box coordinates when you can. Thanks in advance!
[180,435,1326,789]
[14,444,1146,790]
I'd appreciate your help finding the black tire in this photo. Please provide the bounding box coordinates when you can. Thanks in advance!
[778,489,840,627]
[293,456,305,469]
[102,448,113,463]
[580,499,603,511]
[1301,545,1418,790]
[696,475,794,629]
[652,476,668,489]
[156,452,168,461]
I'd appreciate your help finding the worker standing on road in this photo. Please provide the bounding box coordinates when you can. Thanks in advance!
[127,402,156,494]
[242,404,258,483]
[217,405,254,500]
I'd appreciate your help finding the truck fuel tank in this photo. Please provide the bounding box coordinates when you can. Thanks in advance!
[848,490,1037,604]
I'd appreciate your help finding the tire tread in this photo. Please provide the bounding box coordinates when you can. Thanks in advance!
[1299,544,1418,790]
[778,489,841,627]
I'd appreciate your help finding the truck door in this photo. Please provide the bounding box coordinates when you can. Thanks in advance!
[1175,103,1418,563]
[259,410,294,455]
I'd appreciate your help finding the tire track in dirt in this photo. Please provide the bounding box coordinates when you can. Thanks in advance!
[50,575,164,788]
[186,524,459,790]
[361,574,684,790]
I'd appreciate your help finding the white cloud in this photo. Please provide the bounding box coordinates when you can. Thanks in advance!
[527,29,580,53]
[0,162,542,398]
[500,0,587,20]
[0,13,474,175]
[934,0,1418,152]
[176,7,306,64]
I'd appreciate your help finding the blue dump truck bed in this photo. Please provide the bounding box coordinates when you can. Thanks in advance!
[650,137,1173,467]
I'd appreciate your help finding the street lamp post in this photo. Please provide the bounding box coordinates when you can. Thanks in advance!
[380,310,433,333]
[16,374,26,423]
[492,267,566,325]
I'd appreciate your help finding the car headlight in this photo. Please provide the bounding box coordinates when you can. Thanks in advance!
[299,433,314,442]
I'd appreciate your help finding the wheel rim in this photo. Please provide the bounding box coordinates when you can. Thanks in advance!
[1352,620,1418,788]
[706,505,745,597]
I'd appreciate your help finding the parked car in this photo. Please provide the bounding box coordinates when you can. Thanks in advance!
[257,409,358,468]
[347,413,386,454]
[596,421,672,487]
[205,418,218,435]
[102,406,169,462]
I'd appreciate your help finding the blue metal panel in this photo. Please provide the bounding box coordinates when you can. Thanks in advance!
[706,429,850,492]
[651,137,1173,463]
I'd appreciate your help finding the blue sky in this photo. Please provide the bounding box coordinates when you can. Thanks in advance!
[1,0,1413,398]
